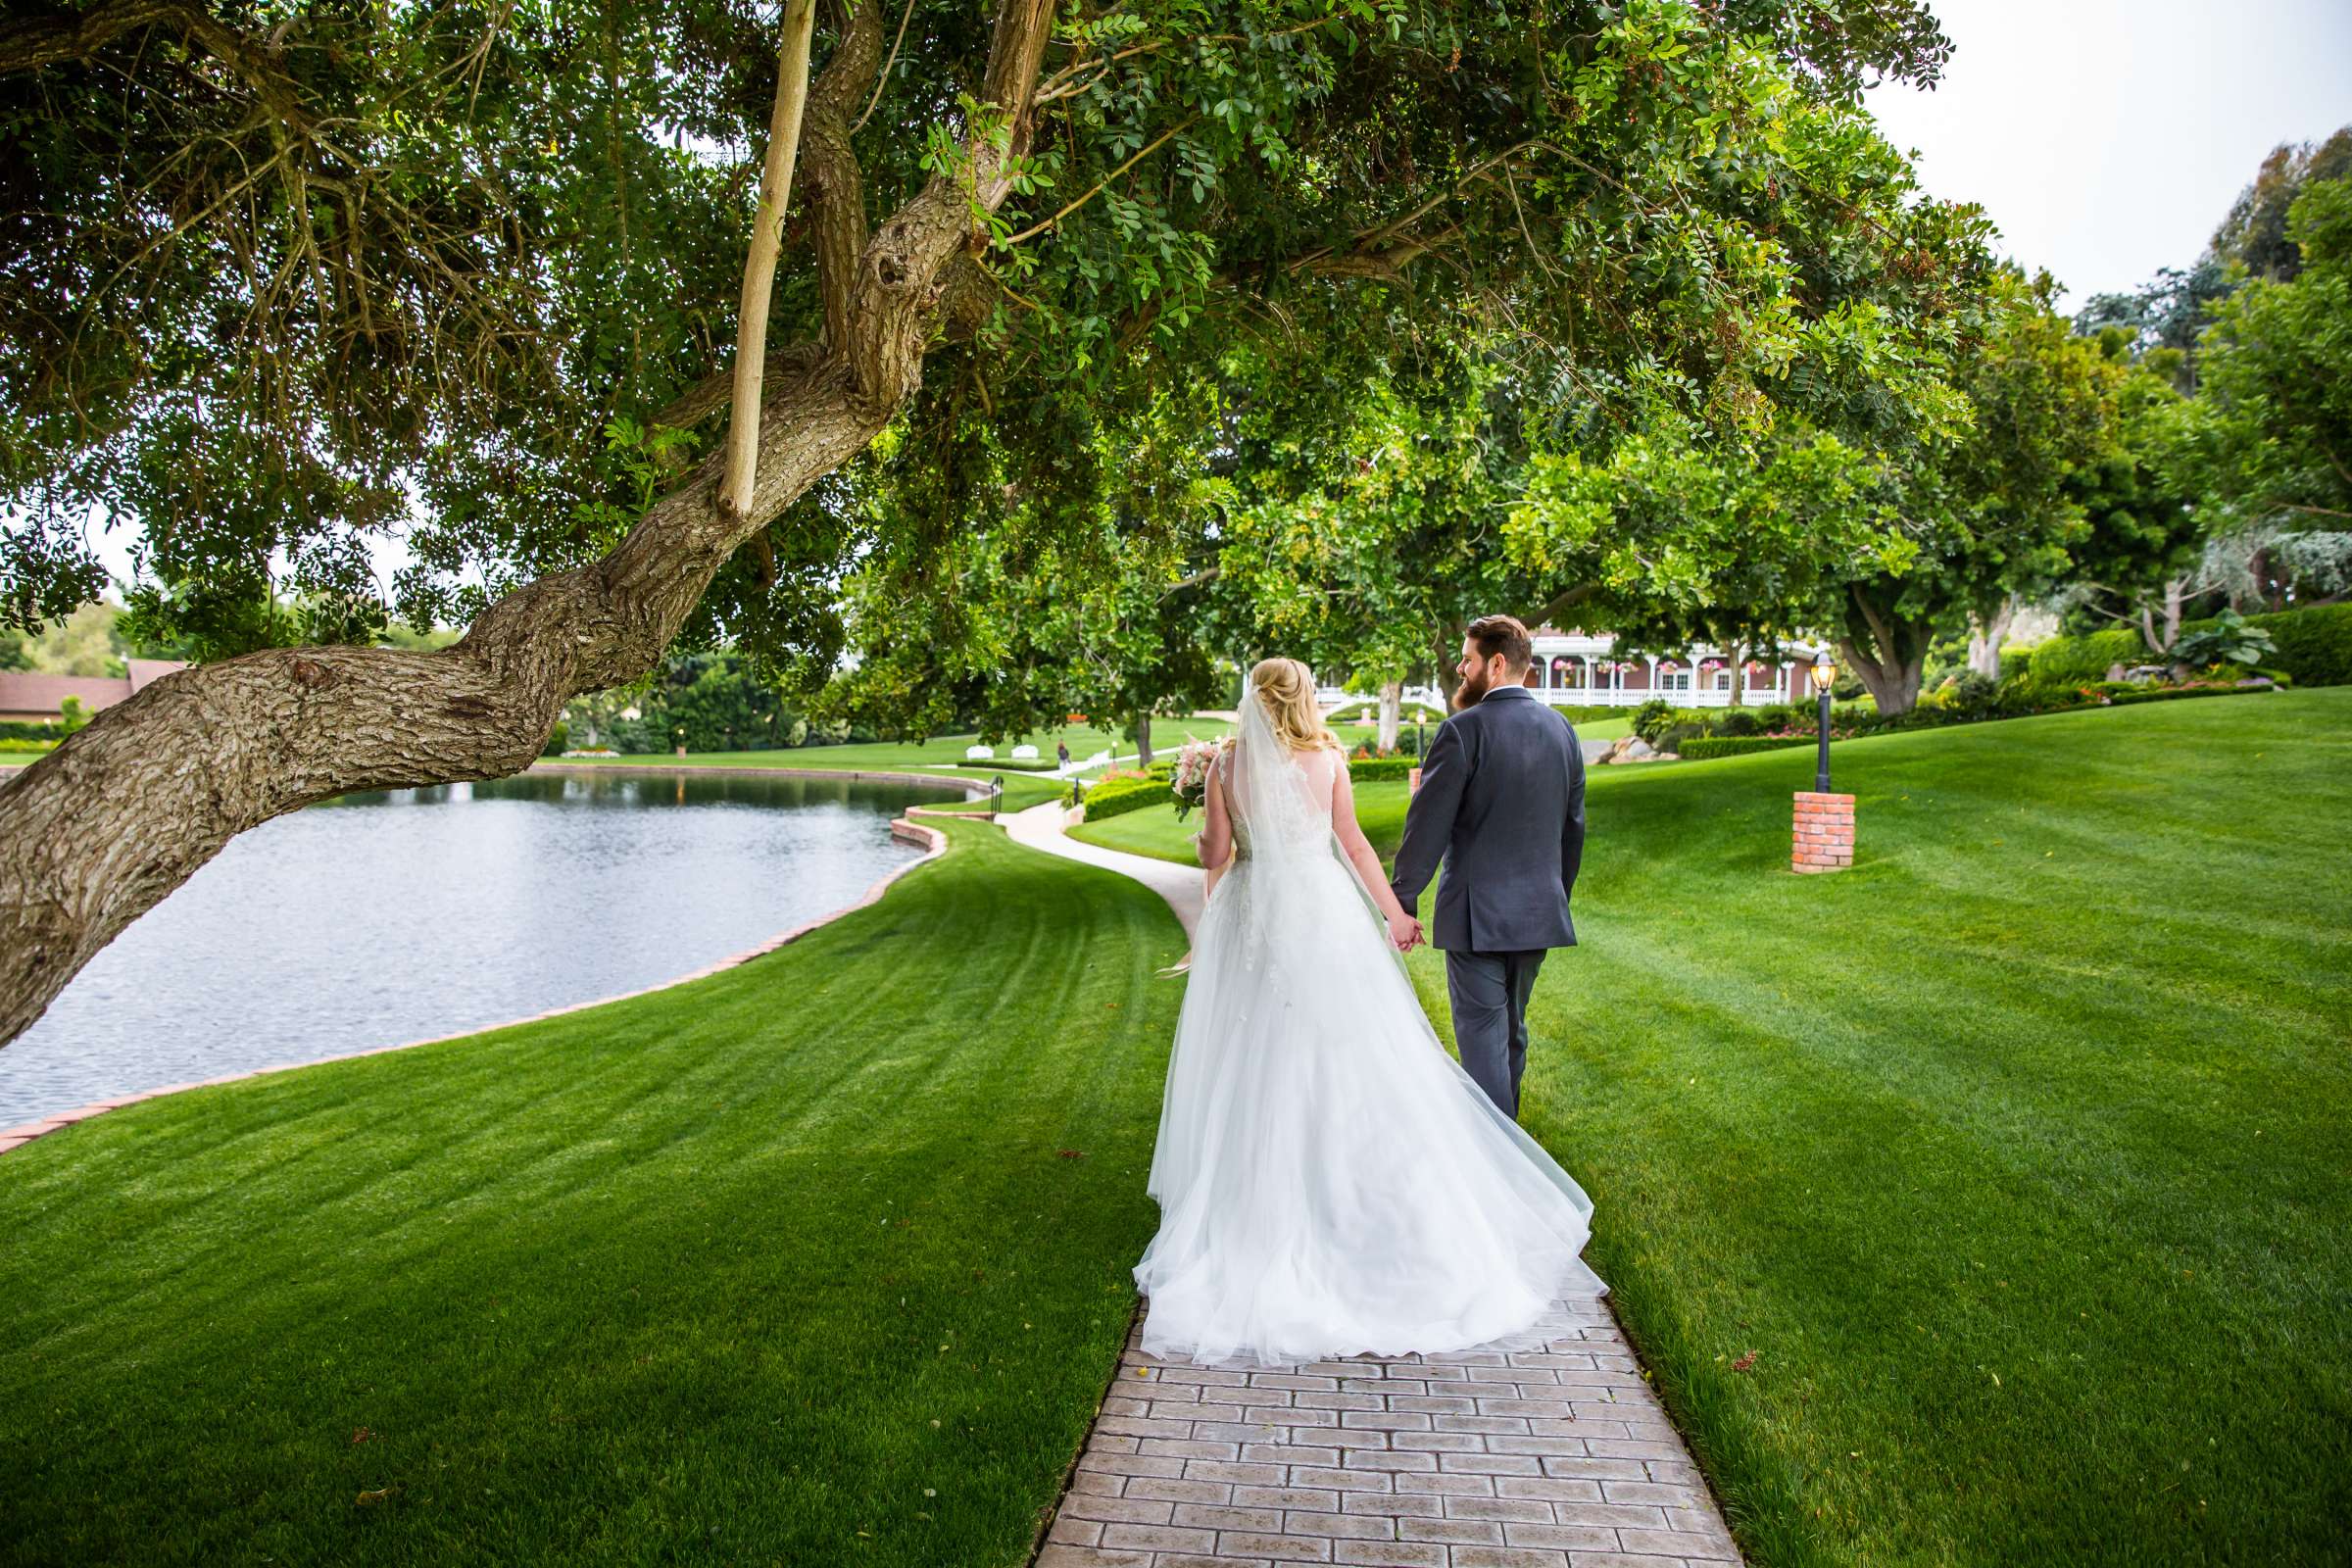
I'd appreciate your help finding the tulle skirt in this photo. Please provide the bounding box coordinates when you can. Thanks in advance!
[1134,853,1606,1368]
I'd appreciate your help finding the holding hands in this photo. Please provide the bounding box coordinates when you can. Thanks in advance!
[1386,909,1425,953]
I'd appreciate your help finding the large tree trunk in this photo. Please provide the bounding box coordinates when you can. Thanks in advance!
[1726,642,1746,708]
[1966,595,2018,680]
[1377,680,1402,752]
[1838,585,1929,716]
[0,0,1058,1050]
[1133,711,1153,769]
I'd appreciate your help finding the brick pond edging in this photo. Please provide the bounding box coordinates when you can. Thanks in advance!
[0,811,960,1159]
[527,760,992,797]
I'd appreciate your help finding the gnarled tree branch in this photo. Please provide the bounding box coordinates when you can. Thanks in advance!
[0,0,1063,1050]
[717,0,821,525]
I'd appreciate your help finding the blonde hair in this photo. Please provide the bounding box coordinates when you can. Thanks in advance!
[1249,658,1344,754]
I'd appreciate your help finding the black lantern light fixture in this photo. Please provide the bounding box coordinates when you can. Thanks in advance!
[1808,650,1838,793]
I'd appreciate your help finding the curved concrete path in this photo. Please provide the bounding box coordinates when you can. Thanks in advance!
[1000,806,1746,1568]
[1003,801,1205,939]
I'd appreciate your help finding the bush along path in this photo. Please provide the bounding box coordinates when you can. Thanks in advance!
[999,804,1745,1568]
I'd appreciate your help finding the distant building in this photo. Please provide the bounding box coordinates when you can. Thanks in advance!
[1519,627,1828,708]
[0,660,186,724]
[1315,627,1827,713]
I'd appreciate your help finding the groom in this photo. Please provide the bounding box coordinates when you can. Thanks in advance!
[1389,614,1586,1121]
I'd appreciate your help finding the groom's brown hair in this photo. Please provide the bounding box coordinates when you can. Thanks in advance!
[1466,614,1533,674]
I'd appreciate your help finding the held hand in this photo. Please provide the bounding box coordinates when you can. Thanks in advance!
[1386,910,1423,953]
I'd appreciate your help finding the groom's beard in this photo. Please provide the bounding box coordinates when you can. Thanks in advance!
[1453,667,1492,710]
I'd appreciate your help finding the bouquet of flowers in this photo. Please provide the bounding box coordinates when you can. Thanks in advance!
[1171,738,1225,820]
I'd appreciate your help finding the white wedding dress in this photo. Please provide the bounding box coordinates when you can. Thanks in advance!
[1133,696,1606,1367]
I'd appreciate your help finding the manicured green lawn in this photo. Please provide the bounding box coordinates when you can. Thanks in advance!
[0,821,1188,1566]
[1071,689,2352,1565]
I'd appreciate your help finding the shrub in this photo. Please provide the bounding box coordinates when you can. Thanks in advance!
[541,720,569,757]
[1751,703,1799,731]
[57,696,91,734]
[2179,603,2352,688]
[2174,610,2278,669]
[1078,775,1172,822]
[0,719,61,742]
[1713,709,1763,737]
[1630,699,1677,744]
[1348,755,1417,782]
[1656,721,1709,755]
[1999,645,2037,684]
[2030,628,2150,686]
[1682,735,1813,760]
[0,739,60,755]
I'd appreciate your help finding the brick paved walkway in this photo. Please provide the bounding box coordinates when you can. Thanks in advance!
[1002,808,1747,1568]
[1039,1298,1742,1568]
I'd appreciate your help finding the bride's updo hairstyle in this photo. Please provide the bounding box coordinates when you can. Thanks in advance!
[1249,658,1344,754]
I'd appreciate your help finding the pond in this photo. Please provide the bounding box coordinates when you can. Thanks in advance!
[0,769,961,1127]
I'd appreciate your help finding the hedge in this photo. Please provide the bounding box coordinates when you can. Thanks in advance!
[1681,735,1814,760]
[2179,603,2351,688]
[1347,756,1417,781]
[956,755,1061,771]
[0,719,64,742]
[1076,775,1173,822]
[2028,627,2151,686]
[2104,681,2283,707]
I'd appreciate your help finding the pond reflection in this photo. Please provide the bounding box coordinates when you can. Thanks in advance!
[1,769,960,1125]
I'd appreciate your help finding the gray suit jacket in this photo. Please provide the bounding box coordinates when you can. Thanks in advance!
[1389,686,1585,953]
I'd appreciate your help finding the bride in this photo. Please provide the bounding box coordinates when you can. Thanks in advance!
[1133,657,1605,1367]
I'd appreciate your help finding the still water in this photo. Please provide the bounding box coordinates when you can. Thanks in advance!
[1,769,955,1126]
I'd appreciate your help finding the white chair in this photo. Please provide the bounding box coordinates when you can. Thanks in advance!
[1010,744,1040,760]
[965,744,995,760]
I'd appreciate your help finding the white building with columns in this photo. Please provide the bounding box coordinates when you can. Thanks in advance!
[1319,626,1829,712]
[1521,626,1828,708]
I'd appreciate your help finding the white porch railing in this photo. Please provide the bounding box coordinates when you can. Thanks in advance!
[1317,682,1802,711]
[1317,686,1446,715]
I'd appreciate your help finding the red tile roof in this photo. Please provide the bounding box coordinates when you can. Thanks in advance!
[0,662,187,720]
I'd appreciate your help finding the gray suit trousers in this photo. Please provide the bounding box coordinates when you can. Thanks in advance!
[1445,950,1546,1120]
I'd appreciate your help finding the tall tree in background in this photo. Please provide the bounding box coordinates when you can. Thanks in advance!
[1821,279,2122,711]
[2185,176,2352,609]
[2052,341,2209,655]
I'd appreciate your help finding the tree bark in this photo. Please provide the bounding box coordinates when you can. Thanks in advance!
[1434,619,1465,709]
[1377,680,1402,753]
[0,0,1058,1050]
[1133,711,1153,769]
[1726,642,1746,708]
[2136,577,2186,656]
[717,0,819,523]
[1966,595,2018,680]
[1839,585,1927,716]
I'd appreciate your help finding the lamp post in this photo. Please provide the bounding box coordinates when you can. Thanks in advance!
[1792,648,1854,874]
[1809,650,1837,792]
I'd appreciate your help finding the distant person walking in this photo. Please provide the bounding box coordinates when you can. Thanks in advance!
[1056,741,1071,769]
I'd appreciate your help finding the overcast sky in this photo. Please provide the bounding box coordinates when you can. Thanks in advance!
[1864,0,2352,310]
[76,1,2352,597]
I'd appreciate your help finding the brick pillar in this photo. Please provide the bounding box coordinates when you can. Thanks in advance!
[1792,791,1854,873]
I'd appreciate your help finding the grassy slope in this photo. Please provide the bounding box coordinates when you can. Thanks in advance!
[0,822,1187,1567]
[1075,690,2352,1565]
[1521,690,2350,1567]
